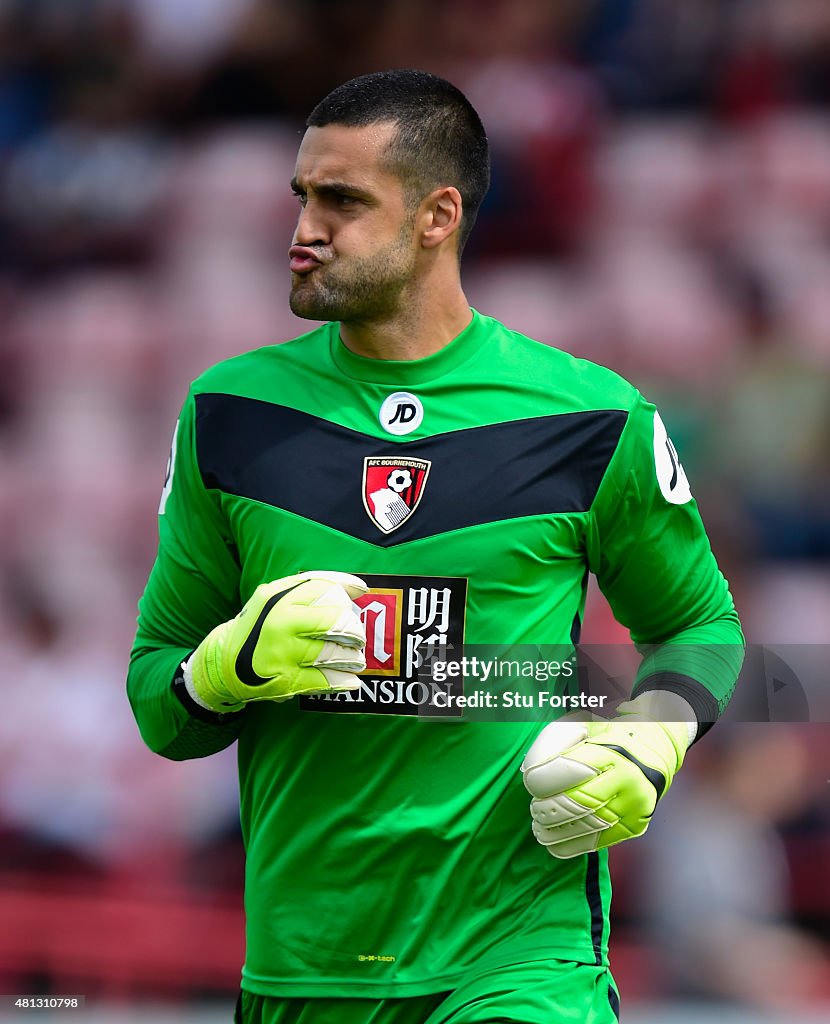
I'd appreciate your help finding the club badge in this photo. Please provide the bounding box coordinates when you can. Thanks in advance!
[362,457,431,534]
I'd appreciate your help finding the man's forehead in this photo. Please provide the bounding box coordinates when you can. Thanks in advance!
[293,122,399,186]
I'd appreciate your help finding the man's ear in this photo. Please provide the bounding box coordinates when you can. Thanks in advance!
[420,186,463,249]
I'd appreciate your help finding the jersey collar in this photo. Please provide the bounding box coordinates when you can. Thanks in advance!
[329,308,485,384]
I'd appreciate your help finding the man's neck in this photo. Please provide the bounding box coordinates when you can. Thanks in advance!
[339,286,472,362]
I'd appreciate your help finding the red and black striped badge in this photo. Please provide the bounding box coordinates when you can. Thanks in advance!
[362,457,431,534]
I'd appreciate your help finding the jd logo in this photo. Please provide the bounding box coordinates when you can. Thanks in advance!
[379,392,423,436]
[653,411,692,505]
[390,404,416,426]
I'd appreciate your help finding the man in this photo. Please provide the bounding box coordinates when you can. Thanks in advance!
[128,70,744,1023]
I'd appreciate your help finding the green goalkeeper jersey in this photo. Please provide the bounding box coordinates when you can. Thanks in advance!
[128,310,743,998]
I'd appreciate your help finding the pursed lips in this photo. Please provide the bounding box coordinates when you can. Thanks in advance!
[288,246,326,274]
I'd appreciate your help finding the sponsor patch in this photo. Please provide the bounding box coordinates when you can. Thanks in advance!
[158,419,179,515]
[653,411,692,504]
[379,391,423,435]
[300,573,467,716]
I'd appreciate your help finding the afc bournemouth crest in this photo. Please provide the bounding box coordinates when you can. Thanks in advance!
[362,457,431,534]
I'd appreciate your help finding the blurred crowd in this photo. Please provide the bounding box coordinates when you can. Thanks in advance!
[0,0,828,1006]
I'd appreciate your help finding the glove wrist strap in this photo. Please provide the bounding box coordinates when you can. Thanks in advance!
[183,656,223,711]
[616,693,696,780]
[184,631,245,713]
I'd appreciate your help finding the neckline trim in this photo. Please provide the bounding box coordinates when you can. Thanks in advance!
[329,309,485,384]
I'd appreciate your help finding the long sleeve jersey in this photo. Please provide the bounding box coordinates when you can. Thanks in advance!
[128,310,744,997]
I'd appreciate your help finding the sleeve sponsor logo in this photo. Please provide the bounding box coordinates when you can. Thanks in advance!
[653,411,692,505]
[362,457,431,534]
[158,419,179,515]
[300,573,467,716]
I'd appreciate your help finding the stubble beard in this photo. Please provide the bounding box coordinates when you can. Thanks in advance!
[289,227,416,323]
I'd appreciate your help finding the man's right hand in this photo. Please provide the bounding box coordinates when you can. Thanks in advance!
[183,571,368,712]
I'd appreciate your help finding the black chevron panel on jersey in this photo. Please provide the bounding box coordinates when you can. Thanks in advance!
[195,394,627,547]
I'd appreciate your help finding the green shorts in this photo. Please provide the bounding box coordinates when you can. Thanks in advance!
[235,959,620,1024]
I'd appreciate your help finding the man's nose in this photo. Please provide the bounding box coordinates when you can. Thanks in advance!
[293,201,328,246]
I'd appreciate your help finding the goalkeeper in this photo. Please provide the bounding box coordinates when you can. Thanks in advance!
[128,70,744,1024]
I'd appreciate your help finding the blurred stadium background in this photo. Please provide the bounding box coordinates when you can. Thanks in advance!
[0,0,828,1020]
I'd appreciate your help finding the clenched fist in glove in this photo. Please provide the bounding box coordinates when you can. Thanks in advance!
[521,693,697,858]
[183,570,368,712]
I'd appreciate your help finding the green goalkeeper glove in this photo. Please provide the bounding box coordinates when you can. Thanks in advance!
[183,570,368,713]
[521,693,697,858]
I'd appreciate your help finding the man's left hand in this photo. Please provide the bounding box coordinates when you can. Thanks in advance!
[521,696,695,858]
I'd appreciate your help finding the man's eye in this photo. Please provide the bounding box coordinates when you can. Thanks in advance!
[293,191,307,207]
[335,194,357,207]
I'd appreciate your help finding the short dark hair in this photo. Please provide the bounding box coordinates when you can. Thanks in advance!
[307,69,490,252]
